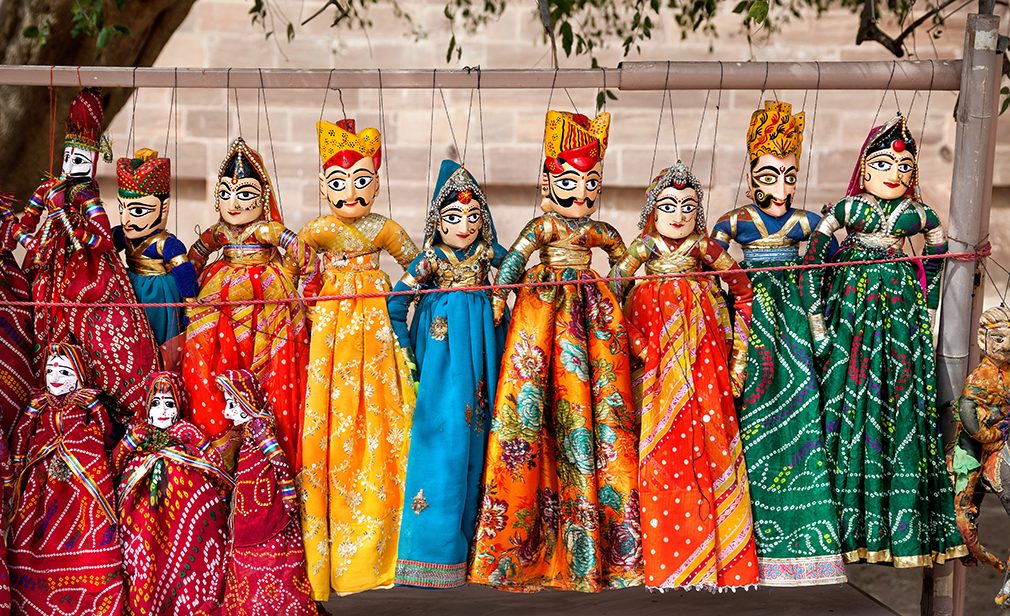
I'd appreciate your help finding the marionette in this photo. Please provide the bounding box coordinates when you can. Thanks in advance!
[469,110,641,593]
[298,118,418,599]
[112,371,232,615]
[385,160,508,589]
[113,148,197,364]
[214,369,316,616]
[800,113,965,566]
[182,137,310,467]
[610,161,759,591]
[9,343,125,614]
[11,88,159,425]
[0,193,33,431]
[944,306,1010,605]
[710,101,845,586]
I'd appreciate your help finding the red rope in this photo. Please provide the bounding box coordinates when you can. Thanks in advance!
[0,246,989,310]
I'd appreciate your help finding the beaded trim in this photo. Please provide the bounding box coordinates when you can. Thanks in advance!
[639,160,706,231]
[423,166,492,248]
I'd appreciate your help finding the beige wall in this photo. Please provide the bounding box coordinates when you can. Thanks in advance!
[95,0,1007,302]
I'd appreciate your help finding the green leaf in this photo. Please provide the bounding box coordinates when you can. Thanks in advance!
[287,22,295,41]
[22,25,39,38]
[596,91,605,112]
[1001,86,1009,95]
[732,0,749,13]
[749,0,768,23]
[96,26,111,49]
[446,34,456,63]
[559,21,574,56]
[113,24,130,35]
[605,88,618,100]
[1001,95,1010,116]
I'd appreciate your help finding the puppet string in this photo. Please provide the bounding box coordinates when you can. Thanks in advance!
[0,247,988,310]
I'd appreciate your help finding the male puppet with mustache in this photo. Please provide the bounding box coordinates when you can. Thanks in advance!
[113,148,197,364]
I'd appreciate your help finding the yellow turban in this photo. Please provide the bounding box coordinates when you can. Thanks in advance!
[543,110,610,172]
[317,119,382,169]
[746,101,804,165]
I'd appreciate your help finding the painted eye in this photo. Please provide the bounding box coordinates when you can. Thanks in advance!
[656,203,677,213]
[466,213,482,224]
[59,369,71,376]
[73,156,87,165]
[236,191,259,201]
[165,399,177,409]
[442,214,462,225]
[554,178,578,191]
[756,174,778,185]
[784,174,798,185]
[327,178,347,192]
[867,160,891,172]
[681,204,697,214]
[897,163,913,173]
[353,176,374,190]
[128,207,150,218]
[217,189,231,201]
[585,179,600,191]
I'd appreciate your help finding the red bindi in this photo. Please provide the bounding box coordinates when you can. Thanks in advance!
[891,139,905,152]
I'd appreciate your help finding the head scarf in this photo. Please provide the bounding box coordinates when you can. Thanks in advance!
[747,100,804,166]
[317,118,382,171]
[216,137,282,222]
[46,342,89,387]
[543,110,610,173]
[423,159,496,248]
[215,369,273,422]
[143,371,188,422]
[64,88,111,161]
[117,148,171,199]
[845,113,919,199]
[639,161,706,237]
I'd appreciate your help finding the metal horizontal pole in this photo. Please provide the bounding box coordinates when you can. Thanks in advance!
[0,60,961,91]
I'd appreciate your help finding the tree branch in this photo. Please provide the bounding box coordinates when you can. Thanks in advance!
[855,0,961,57]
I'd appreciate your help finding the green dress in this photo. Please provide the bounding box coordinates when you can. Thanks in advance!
[712,205,846,586]
[801,194,967,567]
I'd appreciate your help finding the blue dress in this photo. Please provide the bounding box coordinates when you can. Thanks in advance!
[113,227,197,345]
[387,240,508,588]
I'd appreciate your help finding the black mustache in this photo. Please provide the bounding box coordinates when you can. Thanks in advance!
[125,224,150,232]
[333,197,368,209]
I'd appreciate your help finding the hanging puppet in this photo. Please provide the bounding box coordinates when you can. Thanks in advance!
[114,148,197,365]
[611,162,759,591]
[299,118,418,599]
[386,160,508,589]
[112,371,232,615]
[710,101,845,586]
[469,110,642,593]
[182,137,310,467]
[0,192,33,431]
[800,113,965,567]
[9,343,125,614]
[11,88,159,425]
[946,306,1010,606]
[214,369,316,616]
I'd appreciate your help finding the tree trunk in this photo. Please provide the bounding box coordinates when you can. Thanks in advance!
[0,0,198,204]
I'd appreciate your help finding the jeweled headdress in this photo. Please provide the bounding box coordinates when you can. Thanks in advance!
[543,110,610,173]
[846,113,919,199]
[117,148,171,199]
[747,101,804,165]
[317,119,382,171]
[216,137,281,222]
[143,371,188,420]
[64,88,112,161]
[639,161,706,234]
[423,159,495,248]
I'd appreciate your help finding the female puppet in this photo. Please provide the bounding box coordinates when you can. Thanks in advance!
[215,369,316,616]
[469,111,641,593]
[299,119,418,598]
[112,371,232,615]
[800,113,965,566]
[711,101,845,586]
[387,160,508,589]
[0,193,33,431]
[11,88,158,424]
[182,137,310,466]
[114,148,197,360]
[9,343,125,614]
[611,162,759,591]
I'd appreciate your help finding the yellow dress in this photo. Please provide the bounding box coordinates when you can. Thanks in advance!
[299,213,418,599]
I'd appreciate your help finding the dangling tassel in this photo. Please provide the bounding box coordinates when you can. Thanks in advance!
[100,135,114,163]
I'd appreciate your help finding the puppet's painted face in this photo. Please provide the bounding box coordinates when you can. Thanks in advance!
[748,153,798,216]
[62,146,96,180]
[118,194,167,240]
[541,161,603,219]
[982,325,1010,367]
[320,158,379,223]
[148,392,180,429]
[653,186,699,241]
[439,196,482,250]
[222,390,252,426]
[216,177,265,226]
[45,354,80,396]
[863,146,915,201]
